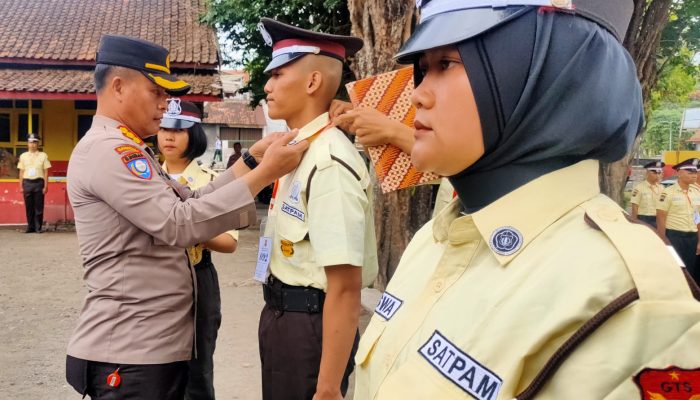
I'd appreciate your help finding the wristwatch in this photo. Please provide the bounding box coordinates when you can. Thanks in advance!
[243,150,259,170]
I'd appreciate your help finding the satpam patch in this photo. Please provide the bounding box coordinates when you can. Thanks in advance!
[634,367,700,399]
[489,226,523,256]
[121,151,152,180]
[419,331,502,400]
[374,291,403,320]
[281,202,305,222]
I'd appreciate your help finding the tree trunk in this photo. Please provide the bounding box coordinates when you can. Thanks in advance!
[348,0,432,289]
[600,0,672,203]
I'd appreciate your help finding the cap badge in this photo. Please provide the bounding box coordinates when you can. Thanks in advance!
[656,162,662,168]
[166,98,182,117]
[693,159,698,167]
[490,226,523,256]
[259,22,273,47]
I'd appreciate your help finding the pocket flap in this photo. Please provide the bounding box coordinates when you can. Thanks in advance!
[355,319,386,367]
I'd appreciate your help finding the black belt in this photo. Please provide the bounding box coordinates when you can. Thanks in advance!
[667,229,697,238]
[263,276,325,313]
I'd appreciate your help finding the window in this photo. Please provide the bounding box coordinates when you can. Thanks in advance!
[0,100,44,169]
[0,113,10,142]
[77,114,94,141]
[18,113,40,141]
[75,100,97,110]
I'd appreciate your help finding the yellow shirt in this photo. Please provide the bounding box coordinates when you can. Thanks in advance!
[163,160,239,264]
[656,183,700,232]
[630,180,661,216]
[266,112,378,290]
[17,151,51,180]
[432,178,455,219]
[354,160,700,399]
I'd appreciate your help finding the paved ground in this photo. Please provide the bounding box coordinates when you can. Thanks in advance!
[0,224,371,399]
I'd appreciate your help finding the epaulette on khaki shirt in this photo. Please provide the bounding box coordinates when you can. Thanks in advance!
[266,112,378,290]
[657,183,700,232]
[66,115,256,364]
[354,160,700,400]
[630,180,661,216]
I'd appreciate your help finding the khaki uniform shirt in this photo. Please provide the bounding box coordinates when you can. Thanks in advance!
[163,160,239,265]
[657,183,700,232]
[266,112,378,290]
[67,115,256,364]
[432,178,455,219]
[355,160,700,400]
[17,151,51,180]
[630,180,661,216]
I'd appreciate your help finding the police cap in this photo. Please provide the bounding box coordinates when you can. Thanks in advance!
[161,98,202,130]
[643,161,665,172]
[673,158,700,171]
[27,133,40,142]
[258,18,364,73]
[96,35,191,95]
[395,0,634,64]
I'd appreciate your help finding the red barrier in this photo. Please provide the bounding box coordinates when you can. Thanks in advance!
[0,181,74,225]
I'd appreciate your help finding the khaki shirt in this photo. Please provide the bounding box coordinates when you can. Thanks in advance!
[630,180,661,216]
[657,183,700,232]
[432,178,455,219]
[67,115,256,364]
[163,160,239,265]
[17,151,51,180]
[355,160,700,399]
[266,112,378,290]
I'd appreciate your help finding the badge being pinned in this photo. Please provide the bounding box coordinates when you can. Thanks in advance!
[121,151,152,180]
[634,367,700,399]
[490,226,523,256]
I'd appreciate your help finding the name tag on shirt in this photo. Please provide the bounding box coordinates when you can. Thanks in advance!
[419,331,502,400]
[27,167,37,178]
[281,202,305,222]
[254,237,272,283]
[694,211,700,225]
[374,292,403,320]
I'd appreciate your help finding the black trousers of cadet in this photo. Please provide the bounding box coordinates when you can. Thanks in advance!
[258,279,359,400]
[637,215,657,228]
[22,178,45,232]
[667,229,698,277]
[66,355,188,400]
[185,255,222,400]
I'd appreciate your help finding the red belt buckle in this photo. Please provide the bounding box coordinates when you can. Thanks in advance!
[107,368,121,388]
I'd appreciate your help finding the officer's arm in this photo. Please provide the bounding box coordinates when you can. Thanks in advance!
[317,265,362,398]
[656,210,667,239]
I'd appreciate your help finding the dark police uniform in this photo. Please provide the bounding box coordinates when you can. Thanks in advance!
[65,35,257,400]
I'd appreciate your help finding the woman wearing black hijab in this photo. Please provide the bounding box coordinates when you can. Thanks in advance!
[354,1,700,399]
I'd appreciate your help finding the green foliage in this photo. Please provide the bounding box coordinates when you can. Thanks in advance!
[202,0,351,106]
[641,105,687,157]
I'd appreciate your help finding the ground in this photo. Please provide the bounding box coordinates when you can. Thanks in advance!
[0,225,371,399]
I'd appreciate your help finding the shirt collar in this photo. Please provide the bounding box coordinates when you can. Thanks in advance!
[162,160,201,184]
[433,160,601,266]
[292,112,331,142]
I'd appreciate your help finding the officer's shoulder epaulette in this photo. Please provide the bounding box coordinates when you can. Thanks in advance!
[582,196,696,303]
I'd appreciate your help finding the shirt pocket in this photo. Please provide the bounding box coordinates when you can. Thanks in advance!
[355,318,386,367]
[275,213,313,267]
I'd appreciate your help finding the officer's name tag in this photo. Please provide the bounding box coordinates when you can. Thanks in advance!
[374,292,402,320]
[254,237,272,283]
[419,331,502,400]
[281,202,305,221]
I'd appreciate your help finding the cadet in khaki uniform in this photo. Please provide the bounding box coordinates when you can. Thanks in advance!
[657,158,700,283]
[158,99,238,400]
[65,35,307,400]
[17,133,51,233]
[355,1,700,399]
[256,19,378,400]
[630,160,664,227]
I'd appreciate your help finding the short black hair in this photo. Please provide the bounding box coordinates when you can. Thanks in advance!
[94,64,115,93]
[233,142,241,148]
[183,123,208,161]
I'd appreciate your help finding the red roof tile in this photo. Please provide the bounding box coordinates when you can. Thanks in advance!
[204,101,265,127]
[0,0,219,66]
[0,68,221,97]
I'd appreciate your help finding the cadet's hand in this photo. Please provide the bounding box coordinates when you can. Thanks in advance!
[42,185,48,195]
[329,99,354,121]
[312,390,343,400]
[248,131,298,163]
[333,108,415,153]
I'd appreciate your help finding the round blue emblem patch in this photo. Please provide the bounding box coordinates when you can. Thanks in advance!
[489,226,523,256]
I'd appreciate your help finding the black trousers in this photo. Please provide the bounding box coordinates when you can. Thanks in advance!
[667,229,698,276]
[22,178,45,232]
[185,259,222,400]
[258,290,358,400]
[66,355,188,400]
[637,215,656,228]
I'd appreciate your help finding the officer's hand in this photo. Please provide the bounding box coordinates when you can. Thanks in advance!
[258,131,309,179]
[329,99,354,121]
[248,131,297,163]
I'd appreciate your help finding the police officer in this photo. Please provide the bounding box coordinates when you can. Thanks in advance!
[65,34,307,400]
[630,160,664,227]
[354,1,700,399]
[256,19,378,400]
[657,158,700,281]
[17,133,51,233]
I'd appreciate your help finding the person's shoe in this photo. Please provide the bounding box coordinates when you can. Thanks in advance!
[25,228,35,233]
[35,229,43,234]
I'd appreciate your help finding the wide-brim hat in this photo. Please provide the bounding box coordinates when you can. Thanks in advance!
[96,34,191,95]
[259,18,364,73]
[160,98,201,129]
[395,0,634,64]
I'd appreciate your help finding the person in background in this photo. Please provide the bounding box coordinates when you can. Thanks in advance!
[226,142,243,169]
[630,160,664,227]
[17,133,51,233]
[212,135,223,167]
[158,98,238,400]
